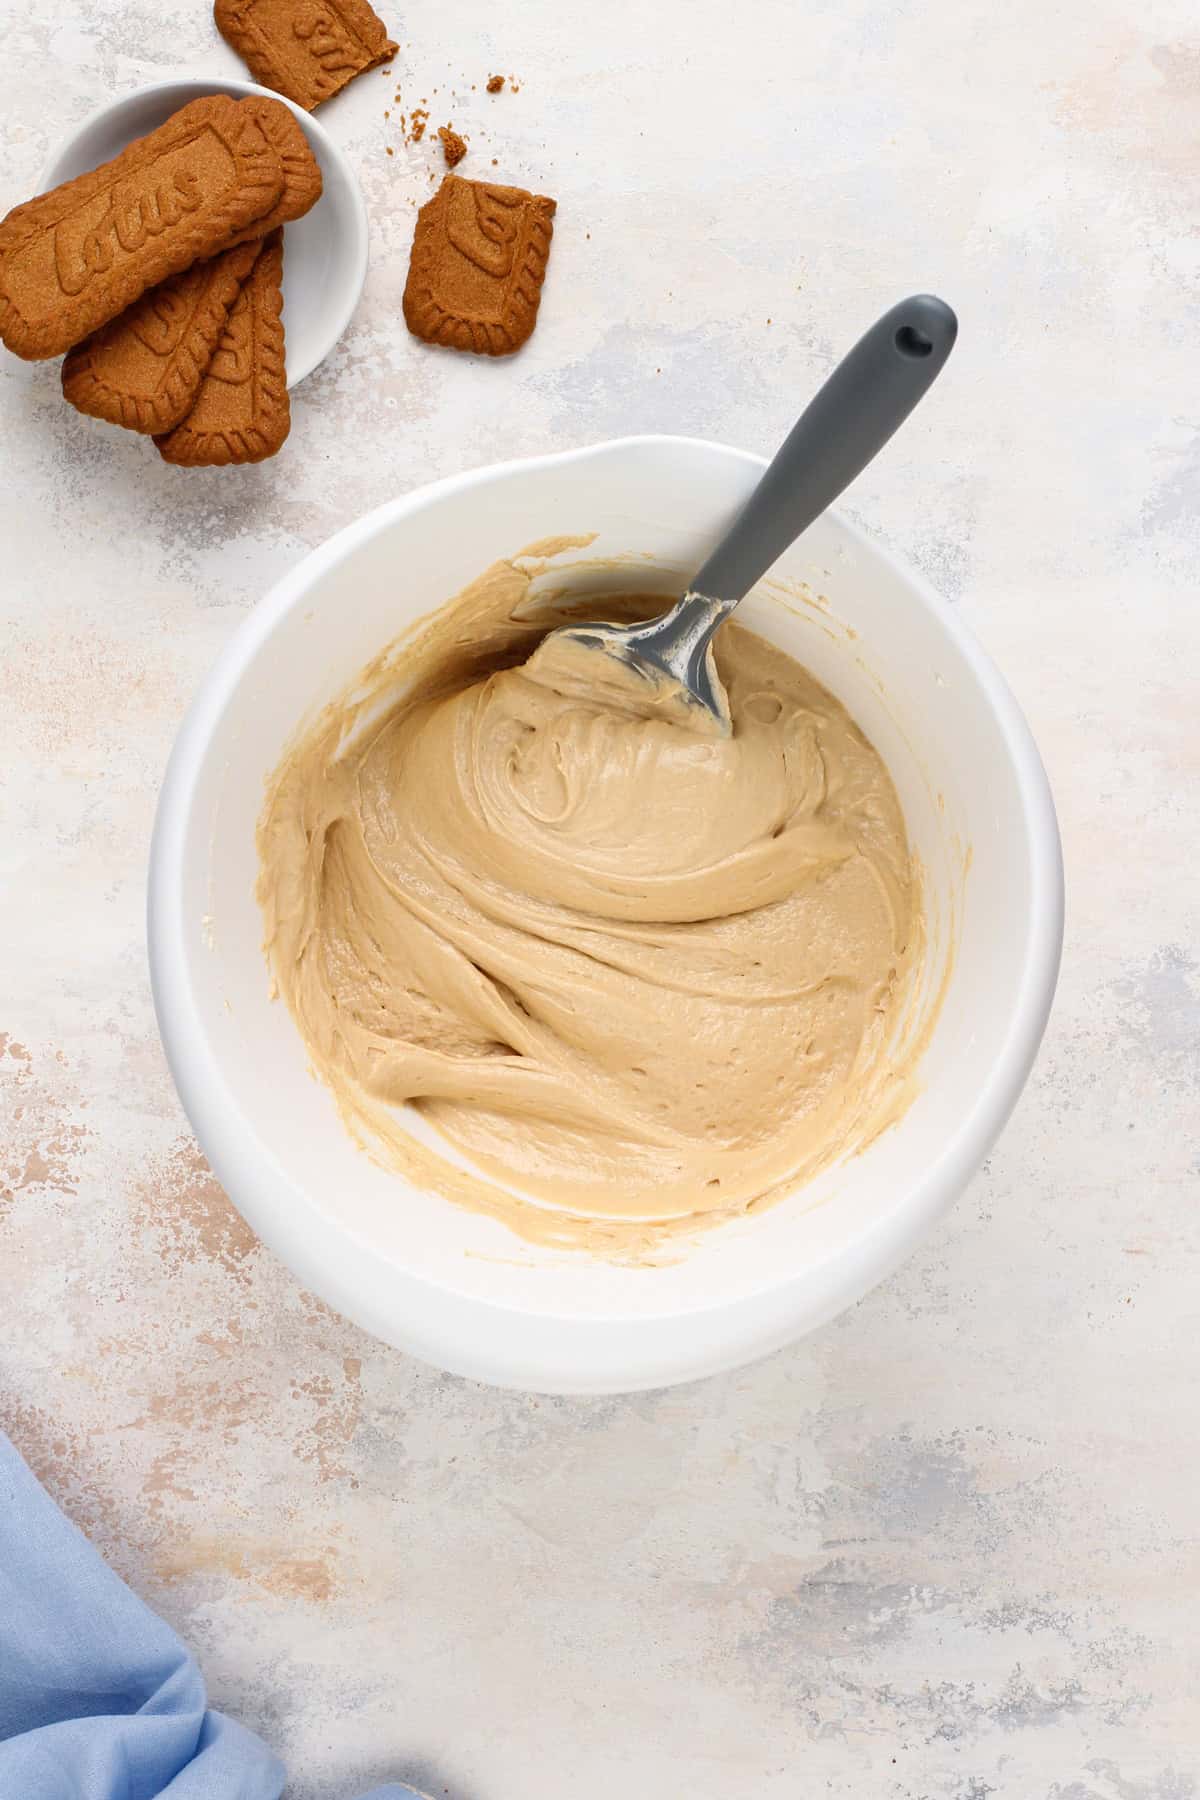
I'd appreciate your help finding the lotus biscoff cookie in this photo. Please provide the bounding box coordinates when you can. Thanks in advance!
[61,240,262,434]
[228,96,323,241]
[155,229,289,466]
[215,0,398,110]
[0,97,284,361]
[402,175,556,357]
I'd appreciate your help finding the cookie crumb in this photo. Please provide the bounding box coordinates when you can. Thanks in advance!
[386,145,394,155]
[486,74,504,92]
[438,124,468,167]
[409,107,428,141]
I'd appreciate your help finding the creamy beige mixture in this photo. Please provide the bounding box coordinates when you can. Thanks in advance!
[256,553,925,1255]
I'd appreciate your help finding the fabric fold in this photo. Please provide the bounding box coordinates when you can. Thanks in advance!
[0,1432,420,1800]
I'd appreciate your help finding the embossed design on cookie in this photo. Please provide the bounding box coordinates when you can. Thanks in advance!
[0,98,283,361]
[206,291,256,386]
[226,97,323,245]
[403,175,556,357]
[446,181,522,278]
[54,170,204,298]
[292,4,360,80]
[155,229,290,466]
[62,238,261,435]
[215,0,398,110]
[127,277,202,356]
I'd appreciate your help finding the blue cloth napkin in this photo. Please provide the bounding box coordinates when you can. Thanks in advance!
[0,1432,422,1800]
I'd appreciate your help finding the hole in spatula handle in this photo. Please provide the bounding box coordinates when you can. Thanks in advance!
[894,324,934,358]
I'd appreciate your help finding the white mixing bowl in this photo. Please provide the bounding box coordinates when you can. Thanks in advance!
[148,437,1063,1393]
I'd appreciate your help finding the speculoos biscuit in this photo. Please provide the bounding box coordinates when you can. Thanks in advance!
[402,175,556,357]
[155,229,290,466]
[228,96,323,242]
[0,96,284,360]
[215,0,398,111]
[61,239,261,434]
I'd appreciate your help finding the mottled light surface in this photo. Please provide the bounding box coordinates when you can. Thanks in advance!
[1,0,1197,1794]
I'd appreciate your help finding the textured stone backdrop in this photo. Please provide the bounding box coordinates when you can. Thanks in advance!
[1,0,1197,1795]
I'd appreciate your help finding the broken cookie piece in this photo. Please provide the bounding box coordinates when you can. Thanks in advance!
[215,0,398,110]
[402,174,555,356]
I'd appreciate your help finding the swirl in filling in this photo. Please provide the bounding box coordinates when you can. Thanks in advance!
[256,554,925,1254]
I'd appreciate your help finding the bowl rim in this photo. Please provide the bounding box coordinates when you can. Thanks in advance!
[39,74,370,389]
[147,435,1064,1372]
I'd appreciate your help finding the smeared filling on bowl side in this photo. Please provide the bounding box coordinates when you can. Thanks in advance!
[256,549,927,1257]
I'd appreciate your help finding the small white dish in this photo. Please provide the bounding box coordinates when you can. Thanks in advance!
[39,77,368,387]
[148,436,1064,1395]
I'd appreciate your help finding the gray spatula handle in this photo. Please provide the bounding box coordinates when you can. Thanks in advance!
[691,294,958,606]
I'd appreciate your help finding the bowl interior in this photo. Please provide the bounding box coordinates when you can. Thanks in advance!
[153,438,1059,1386]
[41,78,368,387]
